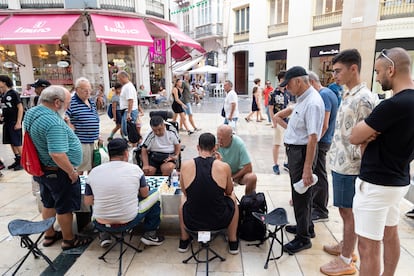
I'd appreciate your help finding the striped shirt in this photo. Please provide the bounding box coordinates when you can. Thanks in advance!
[24,105,82,167]
[66,94,100,143]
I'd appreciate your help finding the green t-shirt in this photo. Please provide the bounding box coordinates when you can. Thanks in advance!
[218,135,251,174]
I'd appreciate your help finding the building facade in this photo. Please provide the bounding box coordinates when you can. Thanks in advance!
[172,0,414,96]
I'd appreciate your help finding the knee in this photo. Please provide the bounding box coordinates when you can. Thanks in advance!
[242,173,257,186]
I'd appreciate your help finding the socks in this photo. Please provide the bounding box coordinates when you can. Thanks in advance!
[340,254,352,264]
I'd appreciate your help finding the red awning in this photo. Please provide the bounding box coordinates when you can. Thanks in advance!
[171,42,191,61]
[0,14,79,44]
[149,20,205,53]
[0,15,8,25]
[90,14,153,46]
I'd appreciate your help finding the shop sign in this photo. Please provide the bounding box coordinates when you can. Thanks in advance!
[103,21,140,34]
[149,38,166,64]
[15,21,51,33]
[319,49,339,56]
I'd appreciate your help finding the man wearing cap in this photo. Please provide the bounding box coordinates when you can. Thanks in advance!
[274,66,324,254]
[85,138,165,246]
[31,79,51,106]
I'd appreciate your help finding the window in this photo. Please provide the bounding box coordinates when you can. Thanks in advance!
[183,11,190,34]
[235,6,249,33]
[269,0,289,24]
[198,0,211,25]
[315,0,343,15]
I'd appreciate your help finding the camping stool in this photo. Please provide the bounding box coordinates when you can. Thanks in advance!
[183,228,226,276]
[252,208,289,269]
[94,220,142,276]
[8,217,57,275]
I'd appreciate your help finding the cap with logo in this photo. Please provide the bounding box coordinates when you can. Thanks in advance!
[31,79,51,88]
[279,66,308,87]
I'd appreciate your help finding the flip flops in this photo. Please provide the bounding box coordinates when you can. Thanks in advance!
[61,235,93,251]
[43,230,63,247]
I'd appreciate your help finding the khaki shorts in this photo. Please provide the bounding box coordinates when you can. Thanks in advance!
[272,124,285,145]
[353,178,409,241]
[78,143,94,172]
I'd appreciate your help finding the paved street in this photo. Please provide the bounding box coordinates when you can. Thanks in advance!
[1,97,414,275]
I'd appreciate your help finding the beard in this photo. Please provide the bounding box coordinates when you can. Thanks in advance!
[380,78,392,91]
[57,106,66,119]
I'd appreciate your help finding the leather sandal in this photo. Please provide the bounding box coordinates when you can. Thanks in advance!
[61,235,93,251]
[43,230,63,247]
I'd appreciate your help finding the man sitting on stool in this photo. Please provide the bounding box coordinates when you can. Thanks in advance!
[141,116,181,176]
[178,133,239,254]
[85,138,164,246]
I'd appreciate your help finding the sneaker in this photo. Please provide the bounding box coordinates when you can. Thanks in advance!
[228,240,239,255]
[188,131,194,135]
[178,238,191,253]
[194,128,201,132]
[285,225,315,238]
[320,257,356,276]
[323,241,358,262]
[7,161,17,170]
[13,164,23,171]
[140,231,165,246]
[283,163,289,172]
[0,160,5,170]
[99,232,112,248]
[273,164,280,175]
[283,237,312,255]
[312,213,329,223]
[405,209,414,218]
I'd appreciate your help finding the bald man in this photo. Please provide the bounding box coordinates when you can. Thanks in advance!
[216,125,256,195]
[350,47,414,276]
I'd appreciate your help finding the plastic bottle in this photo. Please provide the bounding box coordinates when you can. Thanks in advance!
[171,169,179,187]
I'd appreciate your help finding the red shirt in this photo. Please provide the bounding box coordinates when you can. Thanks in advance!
[263,86,274,106]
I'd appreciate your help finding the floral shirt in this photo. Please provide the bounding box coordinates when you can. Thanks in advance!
[329,83,379,175]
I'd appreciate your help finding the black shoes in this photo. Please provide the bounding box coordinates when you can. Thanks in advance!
[285,225,315,238]
[283,237,312,255]
[312,213,329,223]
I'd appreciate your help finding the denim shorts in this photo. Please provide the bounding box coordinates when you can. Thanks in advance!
[332,171,357,208]
[39,169,81,214]
[184,103,193,115]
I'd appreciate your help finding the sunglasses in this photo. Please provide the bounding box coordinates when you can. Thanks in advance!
[380,49,395,68]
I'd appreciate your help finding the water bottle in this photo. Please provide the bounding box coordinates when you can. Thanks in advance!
[171,169,179,188]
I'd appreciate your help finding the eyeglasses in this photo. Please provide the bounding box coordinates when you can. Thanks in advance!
[380,49,395,68]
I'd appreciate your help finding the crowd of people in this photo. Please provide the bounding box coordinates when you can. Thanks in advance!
[0,47,413,276]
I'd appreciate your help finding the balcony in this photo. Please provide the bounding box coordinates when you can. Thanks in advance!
[146,0,164,18]
[313,10,342,30]
[195,23,223,40]
[267,22,288,37]
[100,0,136,12]
[233,31,249,43]
[0,0,7,9]
[380,0,414,20]
[20,0,64,8]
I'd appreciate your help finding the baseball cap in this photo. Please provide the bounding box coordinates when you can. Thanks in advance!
[31,79,51,88]
[107,138,128,157]
[279,66,308,87]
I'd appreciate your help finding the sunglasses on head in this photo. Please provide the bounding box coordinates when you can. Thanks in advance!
[380,49,395,68]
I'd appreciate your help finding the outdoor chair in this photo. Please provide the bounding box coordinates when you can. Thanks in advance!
[182,228,226,276]
[7,217,57,275]
[252,208,289,269]
[94,220,142,276]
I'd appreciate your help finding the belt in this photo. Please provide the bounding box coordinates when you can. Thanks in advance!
[285,144,307,148]
[42,165,59,171]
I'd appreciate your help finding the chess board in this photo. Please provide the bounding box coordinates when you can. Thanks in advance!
[146,176,168,191]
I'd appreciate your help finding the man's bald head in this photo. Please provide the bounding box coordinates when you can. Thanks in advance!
[217,125,233,148]
[378,47,412,74]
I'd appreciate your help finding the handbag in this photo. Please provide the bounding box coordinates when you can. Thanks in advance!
[221,107,226,118]
[127,120,140,143]
[107,103,113,119]
[21,132,44,176]
[150,152,170,164]
[93,141,109,167]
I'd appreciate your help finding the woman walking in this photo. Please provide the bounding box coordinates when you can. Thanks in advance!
[171,79,193,135]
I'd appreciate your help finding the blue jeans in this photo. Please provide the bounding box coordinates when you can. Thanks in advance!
[265,106,271,122]
[121,109,138,137]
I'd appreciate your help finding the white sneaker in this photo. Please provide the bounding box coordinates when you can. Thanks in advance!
[99,232,112,248]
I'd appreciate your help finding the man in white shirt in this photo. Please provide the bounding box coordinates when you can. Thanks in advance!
[117,71,139,140]
[223,80,239,130]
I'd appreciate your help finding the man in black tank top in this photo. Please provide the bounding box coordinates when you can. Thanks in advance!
[178,133,239,255]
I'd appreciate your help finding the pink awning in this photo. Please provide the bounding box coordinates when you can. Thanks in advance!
[0,15,8,25]
[149,20,205,53]
[0,14,79,44]
[171,42,191,61]
[91,14,153,46]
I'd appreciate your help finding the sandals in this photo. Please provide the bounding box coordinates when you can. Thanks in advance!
[61,235,93,251]
[43,230,63,247]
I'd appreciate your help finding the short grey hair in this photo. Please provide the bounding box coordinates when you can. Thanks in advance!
[117,70,130,79]
[74,77,90,89]
[307,71,320,83]
[39,85,67,103]
[224,80,233,87]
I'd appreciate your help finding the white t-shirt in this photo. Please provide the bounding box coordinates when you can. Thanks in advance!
[86,161,145,223]
[120,81,138,110]
[224,89,239,119]
[142,126,180,153]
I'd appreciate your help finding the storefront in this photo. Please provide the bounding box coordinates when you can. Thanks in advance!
[265,50,287,87]
[309,44,340,86]
[0,45,20,88]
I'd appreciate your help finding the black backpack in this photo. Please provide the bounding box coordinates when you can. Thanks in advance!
[238,192,267,242]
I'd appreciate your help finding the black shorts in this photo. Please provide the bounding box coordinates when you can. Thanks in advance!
[2,121,22,146]
[115,110,122,125]
[149,152,176,170]
[38,169,81,214]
